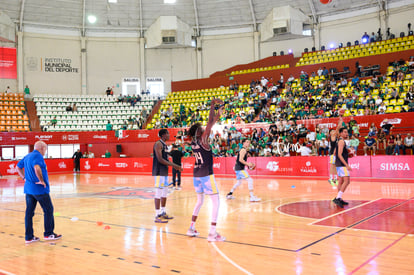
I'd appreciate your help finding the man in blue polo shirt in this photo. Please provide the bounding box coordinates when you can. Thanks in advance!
[363,136,377,156]
[16,141,62,244]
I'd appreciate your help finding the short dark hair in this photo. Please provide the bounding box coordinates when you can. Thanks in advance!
[188,123,201,138]
[158,129,168,137]
[339,127,347,133]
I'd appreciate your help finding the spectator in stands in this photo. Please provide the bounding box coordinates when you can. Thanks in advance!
[394,134,403,155]
[66,104,72,112]
[106,121,113,131]
[24,85,30,98]
[368,123,377,137]
[350,134,360,156]
[297,143,312,156]
[385,134,396,155]
[72,103,77,112]
[361,32,370,43]
[121,121,128,130]
[105,150,111,158]
[403,133,413,155]
[364,136,377,156]
[278,73,284,88]
[318,138,329,156]
[370,32,377,42]
[106,87,112,96]
[142,106,148,118]
[5,86,11,94]
[381,119,394,135]
[306,129,316,143]
[377,128,387,150]
[88,151,95,158]
[51,117,57,127]
[408,100,414,112]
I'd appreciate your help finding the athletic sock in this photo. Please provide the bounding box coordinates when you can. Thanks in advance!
[249,191,254,197]
[161,207,165,214]
[156,209,161,216]
[329,174,333,180]
[209,225,216,235]
[334,175,338,180]
[190,221,195,230]
[336,191,344,199]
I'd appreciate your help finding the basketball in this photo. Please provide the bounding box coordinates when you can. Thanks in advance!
[249,164,256,170]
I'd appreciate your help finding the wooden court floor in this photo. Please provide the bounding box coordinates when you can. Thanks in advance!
[1,173,414,275]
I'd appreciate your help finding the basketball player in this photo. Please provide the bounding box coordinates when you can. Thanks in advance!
[328,118,343,187]
[226,139,261,202]
[153,129,183,223]
[332,127,353,208]
[186,98,225,242]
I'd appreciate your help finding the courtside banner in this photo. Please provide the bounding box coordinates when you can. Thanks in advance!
[0,159,73,176]
[371,156,413,179]
[348,156,372,178]
[255,157,292,176]
[291,156,329,177]
[0,47,17,79]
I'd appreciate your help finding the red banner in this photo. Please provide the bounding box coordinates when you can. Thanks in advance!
[348,156,372,178]
[0,158,73,176]
[0,47,17,79]
[371,156,413,179]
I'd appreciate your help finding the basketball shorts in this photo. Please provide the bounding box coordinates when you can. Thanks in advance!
[329,155,336,164]
[193,175,219,195]
[336,166,350,177]
[154,176,169,188]
[236,170,250,180]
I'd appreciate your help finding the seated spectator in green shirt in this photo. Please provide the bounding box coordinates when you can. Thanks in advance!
[106,121,113,131]
[105,150,111,158]
[350,135,360,155]
[24,85,30,95]
[51,116,57,126]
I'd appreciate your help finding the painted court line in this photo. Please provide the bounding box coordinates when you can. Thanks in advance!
[0,269,16,275]
[211,243,253,275]
[308,198,382,225]
[348,228,414,275]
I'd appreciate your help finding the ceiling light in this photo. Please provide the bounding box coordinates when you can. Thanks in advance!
[88,15,97,24]
[164,0,176,4]
[108,0,117,3]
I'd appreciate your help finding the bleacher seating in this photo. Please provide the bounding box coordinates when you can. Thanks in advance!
[230,64,289,76]
[296,36,414,66]
[34,94,157,131]
[0,92,30,132]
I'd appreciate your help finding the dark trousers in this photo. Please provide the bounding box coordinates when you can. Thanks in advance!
[319,147,329,156]
[172,168,181,186]
[74,160,80,171]
[25,193,55,240]
[403,145,414,155]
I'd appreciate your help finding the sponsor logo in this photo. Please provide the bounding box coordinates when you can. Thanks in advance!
[349,163,360,170]
[115,163,128,168]
[35,135,53,141]
[62,135,67,141]
[12,136,27,141]
[213,163,221,169]
[183,163,193,169]
[68,135,79,141]
[7,164,17,174]
[380,118,402,127]
[137,134,149,139]
[300,161,317,173]
[84,161,91,170]
[380,163,410,171]
[319,123,337,129]
[98,163,110,167]
[134,162,147,168]
[266,161,293,172]
[58,162,67,169]
[93,135,108,140]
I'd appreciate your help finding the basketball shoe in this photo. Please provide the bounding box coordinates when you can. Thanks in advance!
[332,198,344,208]
[160,212,174,220]
[44,233,62,241]
[338,198,349,205]
[226,192,235,199]
[250,195,261,202]
[186,228,200,237]
[25,236,40,244]
[207,232,226,242]
[155,215,168,223]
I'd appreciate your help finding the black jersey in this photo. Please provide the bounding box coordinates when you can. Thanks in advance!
[329,136,337,155]
[235,149,247,171]
[191,139,213,177]
[152,140,169,176]
[335,138,348,167]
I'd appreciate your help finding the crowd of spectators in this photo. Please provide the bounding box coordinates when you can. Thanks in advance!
[154,57,414,130]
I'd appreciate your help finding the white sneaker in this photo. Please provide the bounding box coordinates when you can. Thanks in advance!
[175,186,182,190]
[250,195,261,202]
[186,228,199,237]
[226,193,235,199]
[364,153,367,156]
[44,233,62,241]
[207,232,226,242]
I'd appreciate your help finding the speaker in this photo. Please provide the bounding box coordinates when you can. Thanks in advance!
[116,144,122,153]
[273,51,277,56]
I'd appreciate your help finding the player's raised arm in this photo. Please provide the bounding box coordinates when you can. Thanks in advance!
[201,98,224,146]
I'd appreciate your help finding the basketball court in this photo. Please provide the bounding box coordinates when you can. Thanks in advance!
[1,173,414,274]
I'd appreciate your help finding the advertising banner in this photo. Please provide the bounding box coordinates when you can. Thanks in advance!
[371,156,413,179]
[0,47,17,79]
